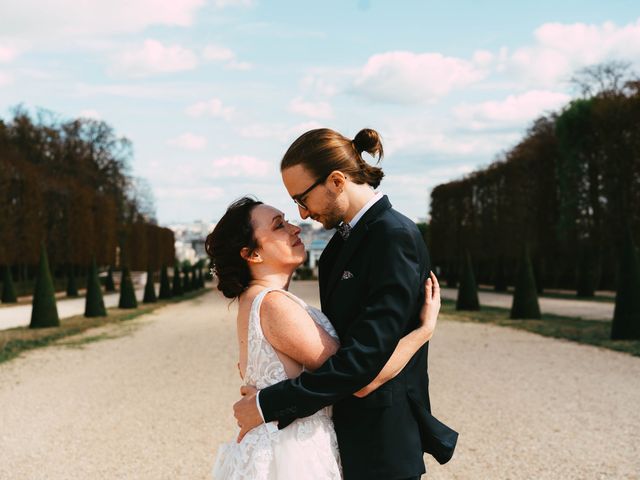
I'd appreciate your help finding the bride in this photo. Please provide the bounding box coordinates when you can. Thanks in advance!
[206,196,441,480]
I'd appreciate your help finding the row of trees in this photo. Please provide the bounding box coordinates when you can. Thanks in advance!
[0,107,174,287]
[21,243,208,328]
[430,63,640,295]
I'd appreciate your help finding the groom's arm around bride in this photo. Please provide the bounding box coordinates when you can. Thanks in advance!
[234,128,457,480]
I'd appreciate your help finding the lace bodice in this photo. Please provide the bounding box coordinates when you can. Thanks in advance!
[245,288,339,390]
[212,287,342,479]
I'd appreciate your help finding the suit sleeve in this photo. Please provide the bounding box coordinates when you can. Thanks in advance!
[259,226,422,426]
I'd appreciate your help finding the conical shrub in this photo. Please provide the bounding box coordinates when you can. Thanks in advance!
[456,251,480,311]
[510,246,541,319]
[198,268,205,288]
[182,265,192,293]
[30,244,60,328]
[66,265,79,297]
[85,258,106,317]
[105,266,116,292]
[143,268,157,304]
[172,263,182,296]
[494,256,507,292]
[159,265,172,299]
[1,265,17,303]
[576,246,597,298]
[118,267,138,309]
[190,267,198,290]
[446,260,458,288]
[611,229,640,340]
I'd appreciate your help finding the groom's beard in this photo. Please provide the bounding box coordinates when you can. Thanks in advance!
[315,202,343,230]
[309,190,343,230]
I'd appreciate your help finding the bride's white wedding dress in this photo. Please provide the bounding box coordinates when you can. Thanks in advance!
[212,287,342,480]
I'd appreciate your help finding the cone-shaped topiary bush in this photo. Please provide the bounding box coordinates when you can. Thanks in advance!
[191,266,198,290]
[143,268,157,303]
[66,265,79,297]
[494,256,507,292]
[446,260,458,288]
[159,265,172,299]
[172,263,183,296]
[510,246,541,319]
[105,265,116,292]
[30,244,60,328]
[1,265,18,303]
[611,229,640,340]
[118,267,138,309]
[456,251,480,311]
[182,265,192,293]
[198,268,205,288]
[576,245,598,298]
[85,258,106,317]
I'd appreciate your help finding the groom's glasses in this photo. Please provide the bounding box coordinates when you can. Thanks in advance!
[291,173,330,211]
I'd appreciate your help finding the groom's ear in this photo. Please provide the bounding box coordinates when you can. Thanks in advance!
[240,247,262,264]
[327,170,347,193]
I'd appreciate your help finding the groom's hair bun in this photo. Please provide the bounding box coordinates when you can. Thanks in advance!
[280,127,385,189]
[205,196,262,299]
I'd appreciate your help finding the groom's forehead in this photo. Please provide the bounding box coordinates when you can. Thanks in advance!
[282,164,314,190]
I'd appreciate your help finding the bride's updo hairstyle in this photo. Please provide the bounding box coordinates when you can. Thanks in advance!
[281,128,384,189]
[205,197,263,299]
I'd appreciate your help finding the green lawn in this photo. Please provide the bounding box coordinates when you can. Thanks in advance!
[441,299,640,357]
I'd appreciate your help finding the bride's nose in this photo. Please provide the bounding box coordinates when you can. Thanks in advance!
[288,223,301,235]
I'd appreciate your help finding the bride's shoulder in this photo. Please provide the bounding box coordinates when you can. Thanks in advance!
[259,290,311,332]
[260,289,305,314]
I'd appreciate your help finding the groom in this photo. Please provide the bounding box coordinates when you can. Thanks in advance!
[233,128,457,479]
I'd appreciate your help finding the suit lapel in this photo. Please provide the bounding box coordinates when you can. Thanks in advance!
[318,232,342,305]
[324,196,392,301]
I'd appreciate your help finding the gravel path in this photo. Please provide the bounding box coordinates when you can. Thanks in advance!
[441,287,614,321]
[0,281,638,479]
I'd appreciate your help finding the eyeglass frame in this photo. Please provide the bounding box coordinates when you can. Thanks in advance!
[291,172,331,210]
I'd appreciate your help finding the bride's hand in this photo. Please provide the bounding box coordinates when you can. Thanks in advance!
[418,271,440,340]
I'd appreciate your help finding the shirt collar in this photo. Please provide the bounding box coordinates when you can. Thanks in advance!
[347,191,384,229]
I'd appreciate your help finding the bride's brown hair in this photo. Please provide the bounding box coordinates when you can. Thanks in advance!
[205,197,263,299]
[280,128,384,188]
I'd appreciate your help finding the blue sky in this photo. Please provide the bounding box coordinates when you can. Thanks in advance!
[1,1,638,225]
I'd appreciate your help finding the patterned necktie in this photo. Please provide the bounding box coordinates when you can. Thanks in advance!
[337,222,351,240]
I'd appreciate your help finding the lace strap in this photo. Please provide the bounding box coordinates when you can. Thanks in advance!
[249,288,308,338]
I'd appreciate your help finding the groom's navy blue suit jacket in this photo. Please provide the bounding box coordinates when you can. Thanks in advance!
[259,195,457,480]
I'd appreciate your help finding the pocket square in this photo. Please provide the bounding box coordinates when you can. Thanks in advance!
[341,271,354,280]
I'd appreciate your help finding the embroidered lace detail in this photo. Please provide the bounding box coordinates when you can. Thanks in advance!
[212,288,342,480]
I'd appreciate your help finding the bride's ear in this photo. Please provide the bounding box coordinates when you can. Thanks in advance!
[240,247,262,264]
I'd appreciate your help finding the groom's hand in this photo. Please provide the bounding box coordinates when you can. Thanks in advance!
[234,385,264,443]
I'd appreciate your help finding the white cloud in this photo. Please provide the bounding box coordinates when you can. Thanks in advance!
[352,51,488,104]
[300,73,340,98]
[73,82,207,99]
[0,0,205,41]
[226,61,253,71]
[78,109,102,120]
[0,71,12,87]
[202,45,235,62]
[384,125,520,157]
[186,98,235,120]
[167,133,208,150]
[202,44,252,71]
[110,39,198,77]
[155,186,224,201]
[504,19,640,86]
[289,97,333,119]
[454,90,571,130]
[210,155,272,177]
[212,0,255,7]
[0,46,19,63]
[238,121,324,142]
